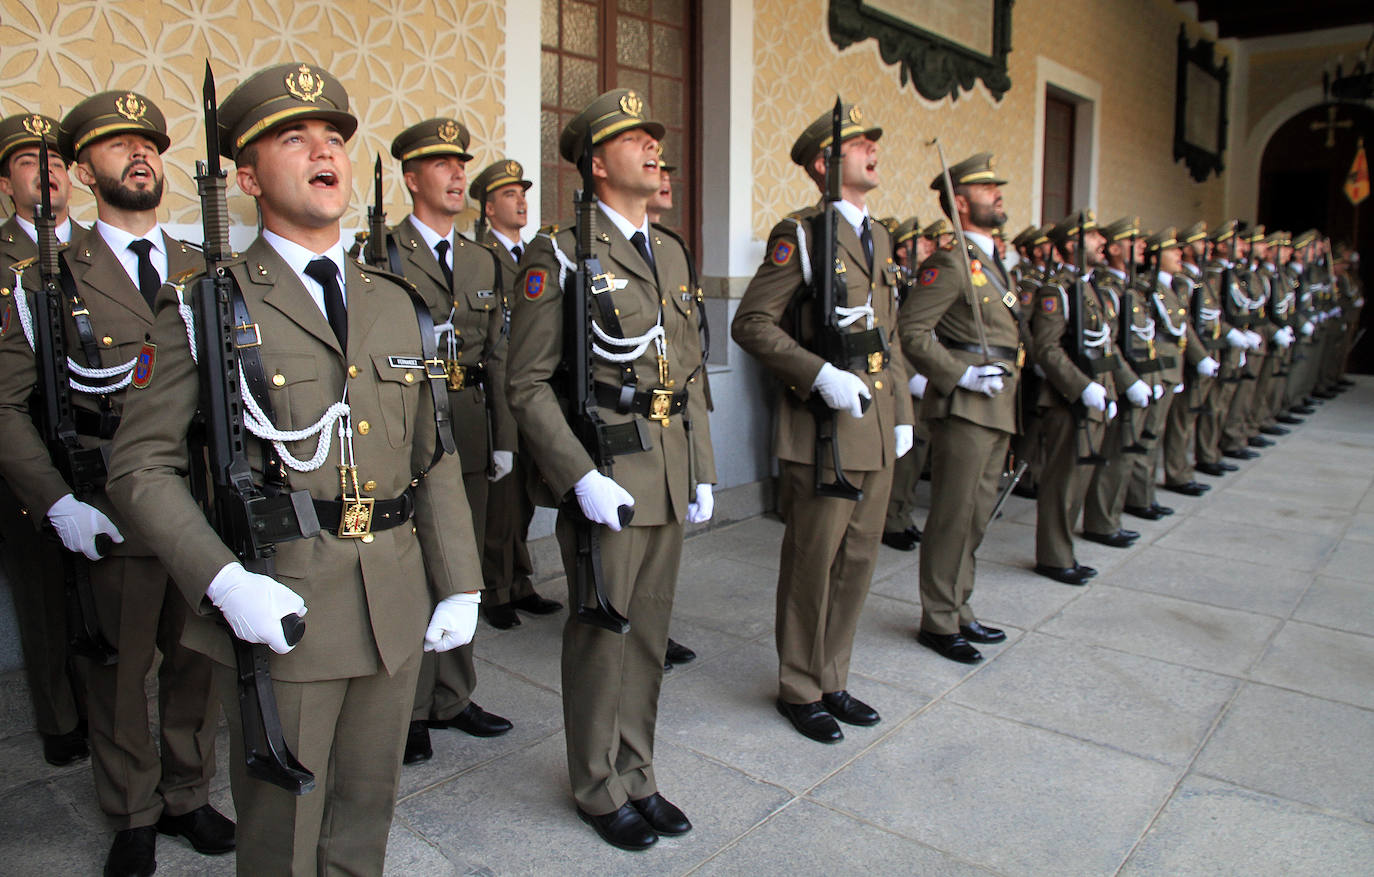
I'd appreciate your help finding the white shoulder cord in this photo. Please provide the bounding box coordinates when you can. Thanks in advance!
[789,218,813,287]
[13,269,138,394]
[1152,291,1185,337]
[547,229,671,365]
[546,232,576,289]
[790,217,873,328]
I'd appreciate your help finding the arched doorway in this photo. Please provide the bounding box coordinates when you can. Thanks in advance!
[1258,102,1374,373]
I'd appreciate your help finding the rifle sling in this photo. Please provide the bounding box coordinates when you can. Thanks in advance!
[57,257,118,429]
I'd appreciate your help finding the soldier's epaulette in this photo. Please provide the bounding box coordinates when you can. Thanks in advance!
[168,268,198,286]
[537,223,561,235]
[355,260,416,294]
[10,256,35,272]
[650,221,690,253]
[174,239,203,253]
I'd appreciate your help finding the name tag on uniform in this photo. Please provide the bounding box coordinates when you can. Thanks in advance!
[476,289,495,299]
[388,355,423,369]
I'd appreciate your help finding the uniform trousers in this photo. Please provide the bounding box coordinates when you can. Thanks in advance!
[481,452,537,604]
[0,481,85,737]
[1164,375,1212,484]
[919,416,1009,635]
[1251,352,1283,430]
[1035,405,1106,568]
[883,436,928,533]
[1221,364,1262,451]
[1126,387,1176,508]
[556,513,682,815]
[89,554,217,829]
[776,460,892,704]
[1198,371,1239,464]
[1083,410,1138,534]
[216,648,421,876]
[412,469,486,723]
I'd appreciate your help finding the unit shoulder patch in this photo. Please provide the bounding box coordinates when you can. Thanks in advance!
[524,268,547,301]
[919,267,939,286]
[131,342,157,389]
[1041,296,1058,313]
[770,239,794,266]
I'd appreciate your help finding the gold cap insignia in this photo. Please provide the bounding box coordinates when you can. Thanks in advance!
[22,115,51,137]
[849,105,864,124]
[115,93,146,122]
[437,120,459,143]
[284,64,324,102]
[620,91,643,118]
[1086,209,1096,222]
[504,159,520,177]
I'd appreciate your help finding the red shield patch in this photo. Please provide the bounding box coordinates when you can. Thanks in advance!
[524,269,547,301]
[0,303,9,337]
[770,240,794,265]
[919,268,939,286]
[131,342,156,389]
[1041,296,1058,314]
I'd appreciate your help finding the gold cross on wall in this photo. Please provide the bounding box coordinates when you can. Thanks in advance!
[1311,105,1353,149]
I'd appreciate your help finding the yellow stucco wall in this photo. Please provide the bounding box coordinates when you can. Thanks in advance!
[1246,41,1367,141]
[752,0,1228,239]
[0,0,507,229]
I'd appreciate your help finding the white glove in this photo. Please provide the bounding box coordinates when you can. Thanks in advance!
[1274,326,1294,348]
[490,450,514,482]
[1197,356,1220,378]
[1079,381,1108,412]
[895,424,914,458]
[1173,382,1185,394]
[1153,383,1164,400]
[812,362,871,418]
[1225,327,1248,348]
[207,562,307,655]
[573,469,634,531]
[47,493,124,561]
[957,364,1005,397]
[686,483,714,524]
[1301,321,1315,337]
[1125,380,1152,408]
[1244,330,1263,349]
[424,592,480,652]
[907,372,928,399]
[1107,400,1118,421]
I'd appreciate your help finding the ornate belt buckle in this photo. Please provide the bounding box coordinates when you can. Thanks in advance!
[446,361,466,391]
[1016,345,1026,368]
[866,351,884,374]
[649,388,673,422]
[338,498,375,538]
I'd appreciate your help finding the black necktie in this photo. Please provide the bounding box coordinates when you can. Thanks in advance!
[304,257,347,349]
[631,231,656,280]
[434,239,453,291]
[511,244,523,263]
[128,239,160,309]
[860,217,874,274]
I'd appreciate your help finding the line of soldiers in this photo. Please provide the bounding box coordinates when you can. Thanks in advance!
[0,72,1365,874]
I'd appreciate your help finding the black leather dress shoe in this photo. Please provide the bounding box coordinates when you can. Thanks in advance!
[1222,448,1259,460]
[1161,481,1209,496]
[1124,504,1166,521]
[665,638,696,665]
[916,630,982,664]
[483,603,521,629]
[1259,425,1290,436]
[578,803,658,851]
[1290,404,1315,415]
[1151,503,1174,516]
[821,690,880,726]
[1033,564,1094,585]
[1120,528,1140,539]
[1081,529,1138,548]
[403,720,432,764]
[630,793,691,835]
[428,703,513,737]
[1248,436,1274,448]
[960,620,1006,643]
[1312,389,1337,399]
[512,593,563,615]
[155,804,235,855]
[881,529,919,551]
[1276,413,1304,424]
[1337,378,1355,388]
[904,525,922,542]
[105,826,156,877]
[1195,461,1229,477]
[1302,396,1319,406]
[42,726,89,766]
[775,699,843,742]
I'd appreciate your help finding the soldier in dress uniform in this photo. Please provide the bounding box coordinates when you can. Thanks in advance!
[1122,229,1190,521]
[467,158,564,631]
[921,216,955,252]
[733,103,913,741]
[0,92,230,877]
[1276,232,1318,420]
[1216,227,1272,461]
[1011,223,1054,500]
[882,216,929,553]
[373,118,515,765]
[1159,221,1224,497]
[105,64,483,875]
[897,152,1019,664]
[1082,217,1156,546]
[1194,225,1249,476]
[506,88,714,851]
[1246,231,1297,439]
[0,111,91,768]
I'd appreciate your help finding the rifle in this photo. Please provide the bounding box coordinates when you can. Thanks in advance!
[1068,214,1105,464]
[990,458,1030,522]
[364,155,389,269]
[191,62,316,794]
[808,97,870,501]
[1117,226,1147,454]
[562,125,631,633]
[29,140,118,665]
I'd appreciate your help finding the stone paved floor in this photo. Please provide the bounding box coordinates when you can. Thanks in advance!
[2,378,1372,875]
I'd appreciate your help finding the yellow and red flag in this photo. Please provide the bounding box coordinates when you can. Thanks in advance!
[1345,138,1369,206]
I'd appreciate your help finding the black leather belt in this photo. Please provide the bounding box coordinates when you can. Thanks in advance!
[595,381,688,421]
[73,407,121,440]
[837,328,889,374]
[943,340,1019,360]
[313,487,414,534]
[446,362,487,392]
